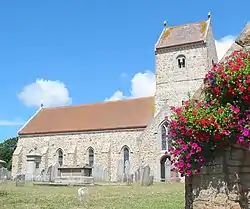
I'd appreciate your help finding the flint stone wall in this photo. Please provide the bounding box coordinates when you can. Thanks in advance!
[185,145,250,209]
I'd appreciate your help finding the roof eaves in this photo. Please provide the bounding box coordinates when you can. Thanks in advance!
[155,27,167,52]
[155,40,205,50]
[18,125,148,136]
[17,107,43,134]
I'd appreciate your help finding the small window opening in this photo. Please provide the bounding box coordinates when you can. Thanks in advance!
[177,55,186,68]
[58,149,63,166]
[36,162,39,169]
[89,148,94,167]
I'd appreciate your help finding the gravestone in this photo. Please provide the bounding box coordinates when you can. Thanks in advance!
[124,160,130,183]
[15,174,25,187]
[134,171,139,182]
[40,169,50,182]
[47,165,52,182]
[0,167,8,184]
[138,167,142,181]
[148,175,154,186]
[50,163,59,182]
[128,174,134,185]
[116,159,124,182]
[165,158,171,182]
[135,166,143,182]
[93,164,104,181]
[141,165,152,186]
[102,168,109,181]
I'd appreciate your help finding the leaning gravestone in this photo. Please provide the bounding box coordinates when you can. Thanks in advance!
[15,174,25,187]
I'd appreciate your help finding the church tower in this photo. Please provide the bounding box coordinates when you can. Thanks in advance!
[154,13,218,115]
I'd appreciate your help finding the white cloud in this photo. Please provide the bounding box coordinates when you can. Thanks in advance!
[215,35,236,61]
[0,120,23,126]
[130,71,155,97]
[106,35,236,101]
[106,90,126,101]
[105,70,155,101]
[18,79,72,108]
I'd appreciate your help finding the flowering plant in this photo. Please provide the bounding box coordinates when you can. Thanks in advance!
[168,50,250,176]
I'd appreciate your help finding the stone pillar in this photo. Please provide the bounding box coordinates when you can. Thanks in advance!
[25,149,42,181]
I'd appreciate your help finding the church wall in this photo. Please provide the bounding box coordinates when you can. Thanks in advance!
[137,104,173,181]
[12,129,143,181]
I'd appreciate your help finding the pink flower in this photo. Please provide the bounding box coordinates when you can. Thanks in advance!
[191,142,198,149]
[178,162,184,168]
[243,128,249,137]
[181,144,188,150]
[196,147,202,152]
[186,170,192,176]
[237,136,244,143]
[176,138,183,143]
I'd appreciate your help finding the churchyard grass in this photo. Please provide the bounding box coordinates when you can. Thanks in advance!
[0,182,184,209]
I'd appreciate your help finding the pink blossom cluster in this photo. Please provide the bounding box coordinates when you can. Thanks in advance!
[168,50,250,176]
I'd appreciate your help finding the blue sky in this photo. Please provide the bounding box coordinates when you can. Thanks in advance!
[0,0,249,141]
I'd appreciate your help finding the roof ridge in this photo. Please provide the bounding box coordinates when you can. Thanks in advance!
[42,96,154,110]
[166,20,206,30]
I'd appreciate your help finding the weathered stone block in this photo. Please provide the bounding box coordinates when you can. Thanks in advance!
[187,145,250,208]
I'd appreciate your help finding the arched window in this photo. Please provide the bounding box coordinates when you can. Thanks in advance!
[177,55,186,68]
[88,147,94,167]
[57,149,63,166]
[160,122,172,151]
[161,124,167,150]
[123,146,130,172]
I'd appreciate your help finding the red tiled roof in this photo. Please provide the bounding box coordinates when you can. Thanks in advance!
[19,97,155,135]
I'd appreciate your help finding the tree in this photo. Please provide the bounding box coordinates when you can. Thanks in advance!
[0,137,18,170]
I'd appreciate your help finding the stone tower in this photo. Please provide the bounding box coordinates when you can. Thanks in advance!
[154,13,218,115]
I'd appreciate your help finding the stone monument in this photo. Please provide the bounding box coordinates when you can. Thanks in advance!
[0,160,6,168]
[25,148,42,181]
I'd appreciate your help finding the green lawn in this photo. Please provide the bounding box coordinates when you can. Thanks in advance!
[0,182,184,209]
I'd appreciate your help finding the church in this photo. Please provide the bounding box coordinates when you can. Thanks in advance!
[12,13,218,182]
